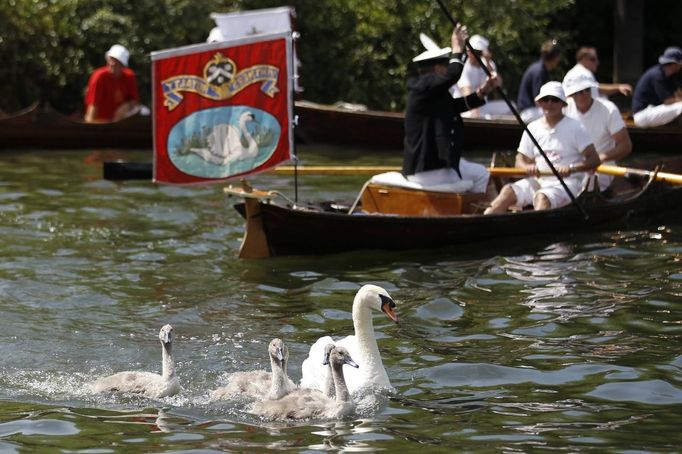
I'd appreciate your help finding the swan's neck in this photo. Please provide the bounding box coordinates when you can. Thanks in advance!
[353,305,380,357]
[161,343,175,380]
[268,356,287,400]
[331,363,351,403]
[239,118,258,155]
[239,119,254,140]
[324,363,335,398]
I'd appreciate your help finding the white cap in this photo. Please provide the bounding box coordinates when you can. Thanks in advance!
[413,47,451,63]
[469,34,489,52]
[562,73,597,97]
[534,81,567,104]
[105,44,129,67]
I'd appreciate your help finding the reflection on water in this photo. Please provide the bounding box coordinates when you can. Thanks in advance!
[0,149,681,451]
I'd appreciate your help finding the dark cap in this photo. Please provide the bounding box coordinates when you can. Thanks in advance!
[659,46,682,65]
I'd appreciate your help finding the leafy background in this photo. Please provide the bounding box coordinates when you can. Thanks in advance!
[1,0,681,114]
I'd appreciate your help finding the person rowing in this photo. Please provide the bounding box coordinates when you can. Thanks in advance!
[484,81,600,214]
[563,73,632,194]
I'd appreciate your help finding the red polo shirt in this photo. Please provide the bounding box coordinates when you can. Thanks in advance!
[84,66,139,121]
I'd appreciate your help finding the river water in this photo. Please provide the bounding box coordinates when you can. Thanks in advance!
[0,147,681,452]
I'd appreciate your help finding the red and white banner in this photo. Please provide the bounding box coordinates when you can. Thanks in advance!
[151,32,293,184]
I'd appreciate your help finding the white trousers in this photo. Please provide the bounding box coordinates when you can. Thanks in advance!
[633,102,682,127]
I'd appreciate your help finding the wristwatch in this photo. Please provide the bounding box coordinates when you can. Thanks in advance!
[450,52,465,64]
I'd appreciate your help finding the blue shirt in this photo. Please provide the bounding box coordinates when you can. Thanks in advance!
[517,60,549,111]
[632,64,679,113]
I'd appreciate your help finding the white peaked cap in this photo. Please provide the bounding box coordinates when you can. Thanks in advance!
[420,33,441,51]
[105,44,129,66]
[562,73,597,97]
[413,47,452,63]
[534,81,567,104]
[414,33,451,63]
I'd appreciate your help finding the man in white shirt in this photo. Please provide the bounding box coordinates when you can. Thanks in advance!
[484,82,600,214]
[563,73,632,192]
[564,47,632,99]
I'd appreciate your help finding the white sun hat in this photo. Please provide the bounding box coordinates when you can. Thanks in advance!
[469,34,489,52]
[562,73,597,97]
[105,44,130,67]
[534,81,567,104]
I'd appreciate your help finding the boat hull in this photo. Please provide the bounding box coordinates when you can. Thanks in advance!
[234,181,682,257]
[3,100,679,152]
[294,100,682,153]
[0,104,151,150]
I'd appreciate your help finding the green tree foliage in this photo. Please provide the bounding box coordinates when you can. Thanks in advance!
[0,0,232,113]
[1,0,681,115]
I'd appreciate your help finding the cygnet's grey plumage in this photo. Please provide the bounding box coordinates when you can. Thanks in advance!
[90,324,180,398]
[210,338,296,401]
[249,346,358,421]
[322,343,336,398]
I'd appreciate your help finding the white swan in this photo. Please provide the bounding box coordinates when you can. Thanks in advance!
[190,111,258,165]
[300,284,398,395]
[249,346,358,421]
[210,338,296,401]
[90,324,180,398]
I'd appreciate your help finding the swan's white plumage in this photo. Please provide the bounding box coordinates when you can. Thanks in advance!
[210,338,296,401]
[189,111,258,165]
[300,284,397,395]
[249,346,357,421]
[90,324,180,399]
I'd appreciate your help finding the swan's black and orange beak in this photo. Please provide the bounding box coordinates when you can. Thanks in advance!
[380,294,398,323]
[275,347,284,362]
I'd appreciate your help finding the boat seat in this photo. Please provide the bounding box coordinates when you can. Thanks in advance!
[369,170,474,193]
[360,170,484,216]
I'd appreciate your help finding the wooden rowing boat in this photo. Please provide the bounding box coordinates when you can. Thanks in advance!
[294,100,682,153]
[3,100,679,152]
[0,103,152,150]
[227,156,682,258]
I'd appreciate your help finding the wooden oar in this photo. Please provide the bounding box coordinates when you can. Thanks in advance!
[275,165,399,175]
[489,165,682,185]
[102,161,402,180]
[102,161,682,185]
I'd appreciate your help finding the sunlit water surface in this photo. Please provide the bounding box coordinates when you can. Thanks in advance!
[0,148,681,452]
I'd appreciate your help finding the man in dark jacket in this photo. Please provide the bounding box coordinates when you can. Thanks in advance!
[403,24,497,193]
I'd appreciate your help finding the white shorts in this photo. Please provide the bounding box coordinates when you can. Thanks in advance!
[510,175,584,209]
[633,102,682,128]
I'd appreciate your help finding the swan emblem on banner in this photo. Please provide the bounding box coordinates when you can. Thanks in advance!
[168,106,281,179]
